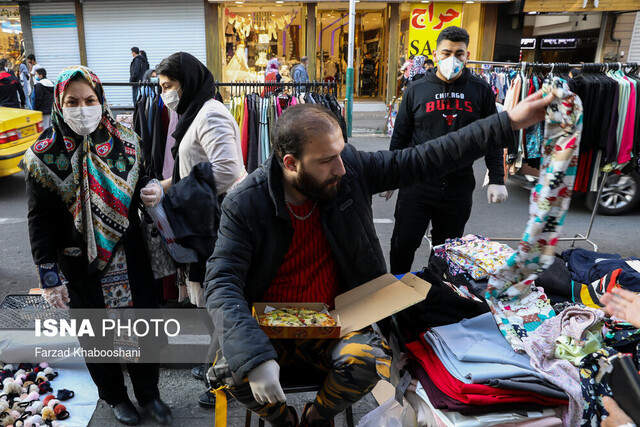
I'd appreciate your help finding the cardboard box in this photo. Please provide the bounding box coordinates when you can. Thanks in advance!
[253,273,431,339]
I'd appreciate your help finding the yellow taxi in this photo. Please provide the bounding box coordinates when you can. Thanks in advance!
[0,107,43,177]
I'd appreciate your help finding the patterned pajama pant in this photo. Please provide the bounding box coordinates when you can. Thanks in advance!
[227,328,392,426]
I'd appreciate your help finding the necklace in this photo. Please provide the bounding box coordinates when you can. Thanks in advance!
[285,198,317,220]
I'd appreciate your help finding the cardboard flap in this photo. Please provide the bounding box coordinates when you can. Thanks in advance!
[334,274,398,309]
[331,273,430,337]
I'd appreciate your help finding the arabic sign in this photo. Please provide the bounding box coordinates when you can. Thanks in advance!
[540,38,577,49]
[408,3,463,60]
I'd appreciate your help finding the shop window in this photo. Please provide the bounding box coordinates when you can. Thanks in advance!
[0,6,24,73]
[316,6,385,99]
[223,5,303,88]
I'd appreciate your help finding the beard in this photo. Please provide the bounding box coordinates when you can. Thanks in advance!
[292,166,342,203]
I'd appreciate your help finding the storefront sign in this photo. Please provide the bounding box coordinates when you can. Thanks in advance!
[408,2,463,60]
[258,34,271,44]
[540,38,577,49]
[521,38,536,49]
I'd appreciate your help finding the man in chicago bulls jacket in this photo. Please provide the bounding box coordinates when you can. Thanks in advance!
[386,26,507,274]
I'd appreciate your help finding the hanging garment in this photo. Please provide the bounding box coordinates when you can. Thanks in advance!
[485,78,584,352]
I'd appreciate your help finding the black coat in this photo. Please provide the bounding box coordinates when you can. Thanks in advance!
[33,82,54,114]
[204,111,516,379]
[25,174,158,309]
[0,71,25,108]
[163,161,220,282]
[129,55,149,82]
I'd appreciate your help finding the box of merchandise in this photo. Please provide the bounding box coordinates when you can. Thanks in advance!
[253,273,431,339]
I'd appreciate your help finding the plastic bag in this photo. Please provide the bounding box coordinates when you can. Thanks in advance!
[147,204,198,264]
[357,396,416,427]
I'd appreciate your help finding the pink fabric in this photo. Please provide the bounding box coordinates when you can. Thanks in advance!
[291,96,298,106]
[618,77,636,164]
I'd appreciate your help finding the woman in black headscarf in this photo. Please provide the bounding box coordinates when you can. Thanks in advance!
[142,50,247,410]
[143,52,246,303]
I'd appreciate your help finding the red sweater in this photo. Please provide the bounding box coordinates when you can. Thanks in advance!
[261,199,340,307]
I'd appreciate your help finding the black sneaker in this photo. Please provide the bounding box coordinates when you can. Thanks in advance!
[191,364,206,381]
[198,386,234,408]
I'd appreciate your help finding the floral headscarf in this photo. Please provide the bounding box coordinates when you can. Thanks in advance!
[409,55,427,81]
[266,58,280,75]
[21,66,141,273]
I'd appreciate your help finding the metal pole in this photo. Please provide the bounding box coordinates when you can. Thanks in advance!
[345,0,356,138]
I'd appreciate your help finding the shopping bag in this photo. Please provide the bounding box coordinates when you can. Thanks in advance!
[147,204,198,264]
[357,396,416,427]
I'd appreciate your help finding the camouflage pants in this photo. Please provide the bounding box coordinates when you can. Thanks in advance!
[227,327,391,426]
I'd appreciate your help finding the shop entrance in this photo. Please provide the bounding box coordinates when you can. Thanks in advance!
[317,4,386,100]
[0,6,24,72]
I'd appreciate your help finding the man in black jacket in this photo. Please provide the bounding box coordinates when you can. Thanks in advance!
[204,95,551,426]
[129,46,148,105]
[386,26,508,274]
[0,63,25,108]
[33,68,54,128]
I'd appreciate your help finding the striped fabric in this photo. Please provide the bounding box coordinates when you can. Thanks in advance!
[262,199,340,307]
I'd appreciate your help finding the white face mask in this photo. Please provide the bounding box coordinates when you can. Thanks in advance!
[62,105,103,136]
[438,56,464,81]
[161,89,180,111]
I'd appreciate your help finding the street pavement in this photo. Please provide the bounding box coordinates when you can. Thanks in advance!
[1,112,639,425]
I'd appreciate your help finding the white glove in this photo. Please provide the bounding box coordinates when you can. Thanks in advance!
[42,285,70,309]
[247,359,286,404]
[379,190,395,201]
[487,184,508,204]
[141,180,163,208]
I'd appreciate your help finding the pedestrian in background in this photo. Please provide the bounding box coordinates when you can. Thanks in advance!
[32,68,54,127]
[292,56,310,91]
[0,61,25,108]
[19,60,31,109]
[130,46,149,105]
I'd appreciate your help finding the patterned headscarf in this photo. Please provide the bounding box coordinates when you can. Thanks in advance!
[21,66,141,273]
[266,58,280,74]
[409,55,427,81]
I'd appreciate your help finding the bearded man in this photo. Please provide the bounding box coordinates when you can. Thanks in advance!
[204,98,551,427]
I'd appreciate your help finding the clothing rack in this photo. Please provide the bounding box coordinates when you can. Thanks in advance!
[461,60,630,252]
[467,60,639,71]
[215,81,338,97]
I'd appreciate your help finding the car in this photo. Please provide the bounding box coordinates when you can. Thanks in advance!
[585,170,640,216]
[510,168,640,216]
[0,107,44,178]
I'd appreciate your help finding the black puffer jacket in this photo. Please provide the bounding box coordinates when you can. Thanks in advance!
[205,111,515,380]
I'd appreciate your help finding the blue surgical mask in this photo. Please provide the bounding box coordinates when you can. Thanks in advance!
[35,76,41,81]
[149,77,159,84]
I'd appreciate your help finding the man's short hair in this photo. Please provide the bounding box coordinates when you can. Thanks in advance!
[272,104,341,166]
[36,68,46,78]
[300,56,308,64]
[425,59,435,67]
[131,47,140,54]
[436,26,470,47]
[26,54,36,62]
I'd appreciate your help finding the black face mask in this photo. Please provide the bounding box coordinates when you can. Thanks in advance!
[292,164,342,203]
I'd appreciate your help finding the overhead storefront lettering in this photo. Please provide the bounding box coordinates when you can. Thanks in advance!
[408,3,463,59]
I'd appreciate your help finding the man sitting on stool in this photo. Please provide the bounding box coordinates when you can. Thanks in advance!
[205,96,551,426]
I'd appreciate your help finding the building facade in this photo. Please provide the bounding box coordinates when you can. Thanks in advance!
[2,0,638,107]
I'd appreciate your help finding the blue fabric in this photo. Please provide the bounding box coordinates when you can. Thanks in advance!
[562,248,640,291]
[423,312,543,384]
